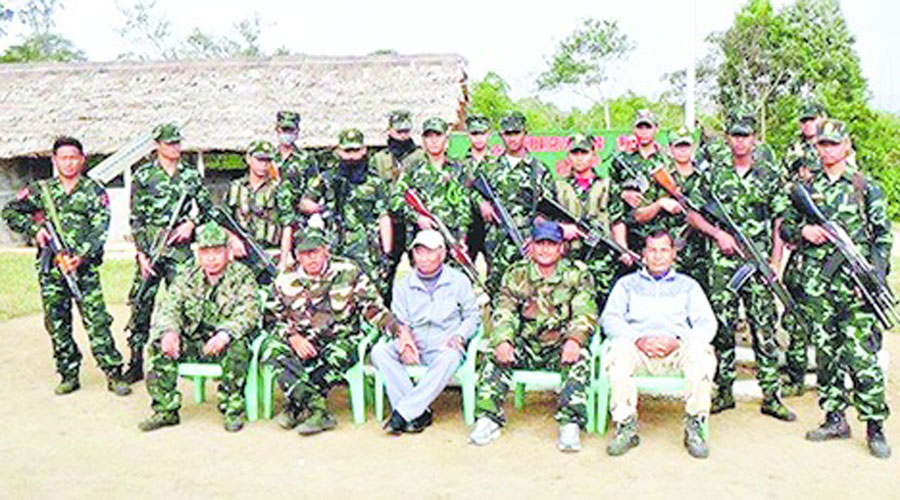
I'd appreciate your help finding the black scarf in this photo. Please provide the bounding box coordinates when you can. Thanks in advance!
[337,159,369,185]
[387,137,417,161]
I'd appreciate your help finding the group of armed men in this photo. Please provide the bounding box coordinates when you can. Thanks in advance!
[3,102,894,460]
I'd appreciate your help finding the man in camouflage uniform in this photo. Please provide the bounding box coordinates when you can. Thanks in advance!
[693,107,795,421]
[273,110,319,269]
[372,110,426,183]
[479,111,555,294]
[3,137,131,396]
[552,133,617,308]
[138,223,259,432]
[263,227,400,435]
[223,140,282,284]
[781,119,892,458]
[124,123,216,384]
[460,113,497,262]
[780,102,825,396]
[303,129,393,299]
[469,221,596,452]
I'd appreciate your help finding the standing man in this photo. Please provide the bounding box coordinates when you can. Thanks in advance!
[264,228,401,435]
[601,230,717,459]
[372,230,480,434]
[124,123,216,384]
[781,119,892,458]
[696,107,795,421]
[469,221,596,452]
[783,102,825,179]
[458,113,496,264]
[372,109,426,183]
[3,137,131,396]
[138,223,259,432]
[273,110,319,270]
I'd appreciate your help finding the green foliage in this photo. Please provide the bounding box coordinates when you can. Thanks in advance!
[1,0,85,62]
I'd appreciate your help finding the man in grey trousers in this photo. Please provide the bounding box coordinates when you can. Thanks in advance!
[371,229,480,434]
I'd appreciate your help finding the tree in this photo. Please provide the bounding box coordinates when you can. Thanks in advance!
[468,72,515,125]
[1,0,86,62]
[0,2,13,39]
[536,18,633,128]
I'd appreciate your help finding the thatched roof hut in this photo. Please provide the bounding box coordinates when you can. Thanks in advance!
[0,53,468,158]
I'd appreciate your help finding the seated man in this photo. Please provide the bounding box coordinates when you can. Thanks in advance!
[265,227,401,435]
[371,229,480,434]
[469,220,597,452]
[138,223,260,432]
[600,230,717,458]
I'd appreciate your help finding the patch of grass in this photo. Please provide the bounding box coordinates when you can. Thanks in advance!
[0,253,134,322]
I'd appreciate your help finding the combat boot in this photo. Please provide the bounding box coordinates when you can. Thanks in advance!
[805,411,850,441]
[710,389,735,414]
[296,409,337,436]
[54,376,80,396]
[683,414,709,459]
[780,381,805,398]
[224,414,244,433]
[277,406,308,430]
[606,415,640,456]
[866,421,891,459]
[106,377,132,397]
[122,350,144,384]
[760,395,796,421]
[138,411,180,432]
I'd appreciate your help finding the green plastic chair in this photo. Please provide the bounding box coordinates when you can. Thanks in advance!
[372,328,483,425]
[594,338,710,438]
[176,362,256,421]
[245,323,379,423]
[505,332,600,432]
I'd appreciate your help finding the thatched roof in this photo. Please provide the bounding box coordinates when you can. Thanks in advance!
[0,54,468,159]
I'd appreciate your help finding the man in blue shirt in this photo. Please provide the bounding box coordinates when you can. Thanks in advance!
[601,230,717,458]
[371,230,480,434]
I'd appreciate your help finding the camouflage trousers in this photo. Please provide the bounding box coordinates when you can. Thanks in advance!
[782,253,813,385]
[795,260,889,421]
[708,254,781,397]
[38,263,123,379]
[485,234,527,296]
[674,236,710,293]
[263,334,360,413]
[126,252,192,354]
[340,235,392,302]
[145,333,251,417]
[474,337,591,429]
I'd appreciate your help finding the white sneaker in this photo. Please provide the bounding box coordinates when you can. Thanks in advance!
[557,423,581,452]
[469,417,501,446]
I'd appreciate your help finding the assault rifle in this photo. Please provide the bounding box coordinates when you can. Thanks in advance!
[471,173,527,257]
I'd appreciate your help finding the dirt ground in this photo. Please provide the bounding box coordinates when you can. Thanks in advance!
[1,305,898,499]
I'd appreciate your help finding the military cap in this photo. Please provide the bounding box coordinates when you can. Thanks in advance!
[411,229,445,250]
[670,126,694,146]
[633,109,658,127]
[568,133,594,152]
[276,111,301,129]
[465,113,491,133]
[247,140,275,159]
[294,226,329,251]
[532,220,563,243]
[816,119,848,144]
[196,222,228,248]
[422,117,449,134]
[499,111,527,133]
[388,110,413,131]
[799,102,826,120]
[727,104,756,136]
[153,123,182,143]
[338,128,365,149]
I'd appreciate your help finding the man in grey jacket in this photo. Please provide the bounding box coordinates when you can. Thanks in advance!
[371,230,480,434]
[601,230,717,459]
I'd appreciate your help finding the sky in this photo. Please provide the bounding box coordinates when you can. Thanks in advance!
[3,0,899,112]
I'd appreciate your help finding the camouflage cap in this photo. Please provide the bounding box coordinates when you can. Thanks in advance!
[196,222,228,248]
[276,111,300,130]
[670,126,694,146]
[247,140,275,159]
[816,119,848,144]
[338,128,365,149]
[633,109,657,127]
[294,226,329,251]
[799,102,826,120]
[153,123,182,143]
[465,113,491,133]
[388,110,413,131]
[727,104,756,136]
[499,111,526,132]
[568,133,594,152]
[422,117,449,134]
[532,220,563,243]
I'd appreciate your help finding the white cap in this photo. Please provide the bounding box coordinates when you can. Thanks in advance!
[411,229,445,250]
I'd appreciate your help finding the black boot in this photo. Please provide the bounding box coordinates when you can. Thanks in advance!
[805,411,851,441]
[122,349,144,384]
[866,420,891,459]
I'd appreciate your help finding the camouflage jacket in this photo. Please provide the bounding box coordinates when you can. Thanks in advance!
[150,261,260,342]
[781,166,892,278]
[390,157,472,238]
[554,174,609,257]
[491,257,597,348]
[608,146,669,224]
[457,149,498,182]
[224,174,281,248]
[484,152,556,235]
[274,147,318,227]
[372,146,425,183]
[629,165,706,249]
[269,256,396,348]
[783,135,820,178]
[3,176,110,264]
[130,159,215,256]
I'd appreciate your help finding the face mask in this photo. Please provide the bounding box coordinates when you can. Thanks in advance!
[279,132,298,146]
